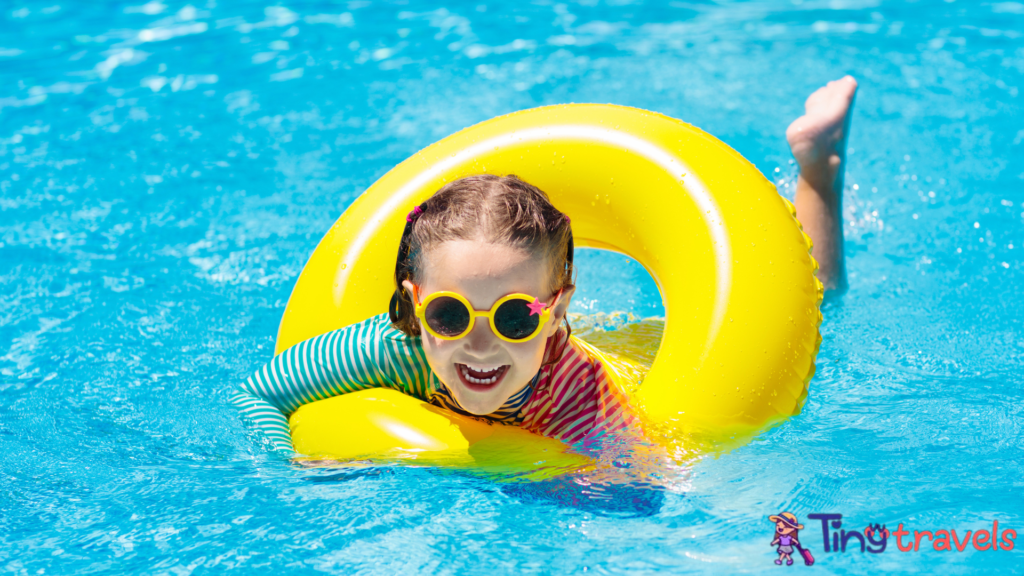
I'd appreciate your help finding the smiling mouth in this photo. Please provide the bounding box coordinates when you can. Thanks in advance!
[455,363,509,391]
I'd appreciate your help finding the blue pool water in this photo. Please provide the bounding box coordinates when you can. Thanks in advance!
[2,0,1023,573]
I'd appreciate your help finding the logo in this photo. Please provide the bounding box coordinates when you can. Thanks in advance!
[769,512,815,566]
[807,513,1016,554]
[768,512,1016,566]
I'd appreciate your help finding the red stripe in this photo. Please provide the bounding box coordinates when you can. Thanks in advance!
[549,355,585,407]
[562,414,596,442]
[518,336,640,443]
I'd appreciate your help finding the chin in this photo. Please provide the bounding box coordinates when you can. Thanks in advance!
[453,396,503,416]
[444,362,520,415]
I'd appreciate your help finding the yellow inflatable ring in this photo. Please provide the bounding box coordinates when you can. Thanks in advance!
[281,104,823,461]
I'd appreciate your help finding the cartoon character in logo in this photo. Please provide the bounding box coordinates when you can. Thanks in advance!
[770,512,814,566]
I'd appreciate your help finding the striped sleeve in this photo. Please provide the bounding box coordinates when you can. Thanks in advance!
[231,313,434,452]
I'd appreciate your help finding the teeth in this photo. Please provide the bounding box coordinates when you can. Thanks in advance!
[466,364,500,373]
[460,364,503,385]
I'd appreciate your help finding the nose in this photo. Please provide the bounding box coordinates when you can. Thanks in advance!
[462,316,501,355]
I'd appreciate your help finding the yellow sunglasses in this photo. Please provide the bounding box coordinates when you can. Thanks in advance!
[412,286,562,342]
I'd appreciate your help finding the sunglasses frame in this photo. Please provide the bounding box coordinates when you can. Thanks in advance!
[412,286,562,343]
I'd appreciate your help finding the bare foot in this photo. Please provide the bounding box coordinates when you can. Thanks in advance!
[787,76,858,291]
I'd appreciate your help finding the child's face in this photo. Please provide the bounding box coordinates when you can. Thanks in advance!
[404,239,574,415]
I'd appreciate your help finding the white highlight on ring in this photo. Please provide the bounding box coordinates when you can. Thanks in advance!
[373,414,447,451]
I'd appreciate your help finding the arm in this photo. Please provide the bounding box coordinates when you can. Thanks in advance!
[232,314,427,452]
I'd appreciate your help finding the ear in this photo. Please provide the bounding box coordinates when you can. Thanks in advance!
[399,280,422,332]
[546,285,575,336]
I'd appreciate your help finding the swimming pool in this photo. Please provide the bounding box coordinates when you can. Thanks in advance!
[1,0,1022,573]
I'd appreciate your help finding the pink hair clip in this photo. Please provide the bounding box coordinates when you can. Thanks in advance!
[406,205,424,223]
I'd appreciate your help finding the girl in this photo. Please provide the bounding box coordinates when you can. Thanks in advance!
[232,76,857,451]
[233,174,636,451]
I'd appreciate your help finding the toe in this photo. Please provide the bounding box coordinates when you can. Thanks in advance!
[837,76,859,98]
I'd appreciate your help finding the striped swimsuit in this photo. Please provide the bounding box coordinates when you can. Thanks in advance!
[232,313,638,453]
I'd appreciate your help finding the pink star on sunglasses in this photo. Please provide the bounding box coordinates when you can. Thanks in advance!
[526,298,548,316]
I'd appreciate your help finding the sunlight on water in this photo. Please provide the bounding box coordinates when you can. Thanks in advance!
[1,0,1022,573]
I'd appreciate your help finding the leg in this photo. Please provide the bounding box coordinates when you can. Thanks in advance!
[786,76,858,291]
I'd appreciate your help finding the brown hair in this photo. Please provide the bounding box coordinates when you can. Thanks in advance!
[389,174,574,340]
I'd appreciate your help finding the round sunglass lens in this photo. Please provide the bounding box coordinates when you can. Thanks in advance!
[494,298,541,340]
[424,296,471,337]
